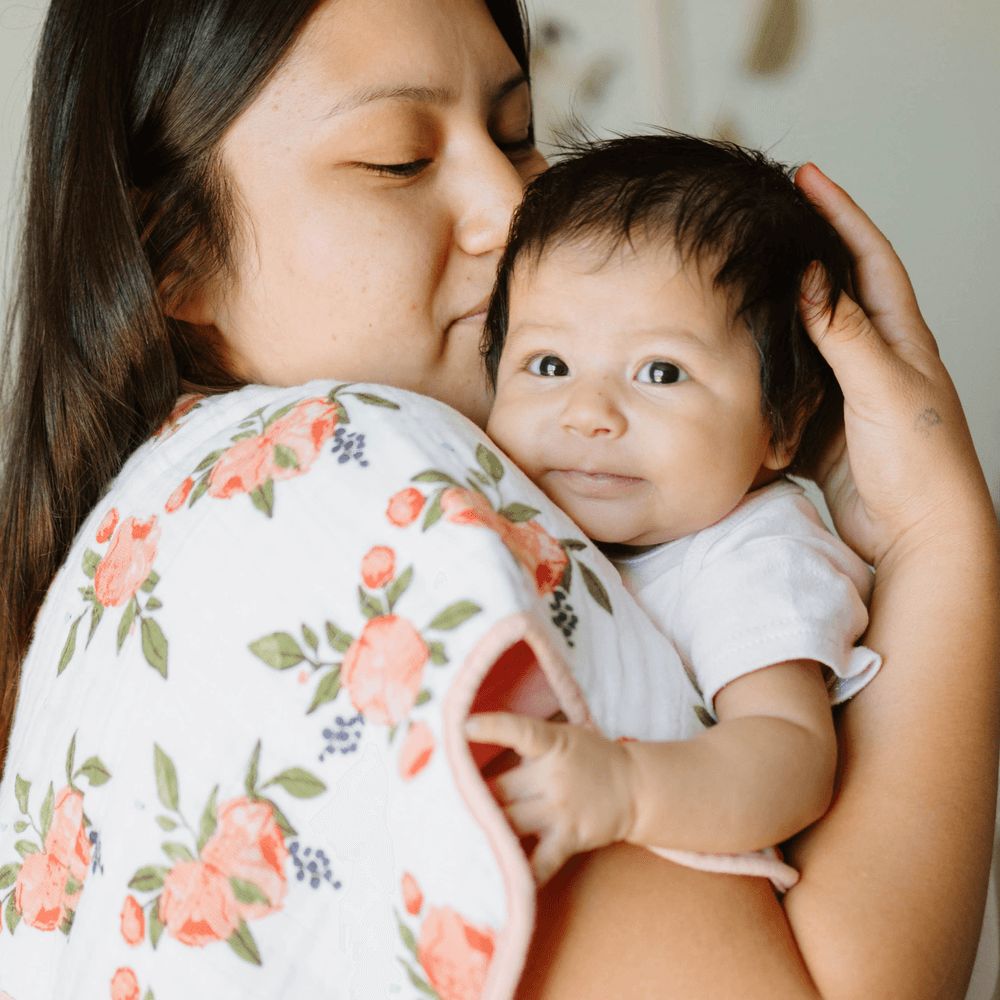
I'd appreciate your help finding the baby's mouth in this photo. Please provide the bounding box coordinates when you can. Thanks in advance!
[548,469,645,497]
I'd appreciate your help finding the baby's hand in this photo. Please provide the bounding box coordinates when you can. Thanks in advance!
[463,713,635,887]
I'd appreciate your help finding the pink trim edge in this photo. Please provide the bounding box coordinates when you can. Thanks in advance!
[442,611,593,1000]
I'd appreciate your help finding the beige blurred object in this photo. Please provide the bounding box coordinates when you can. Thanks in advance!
[745,0,803,75]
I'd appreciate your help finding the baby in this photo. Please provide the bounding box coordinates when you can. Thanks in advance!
[464,133,881,888]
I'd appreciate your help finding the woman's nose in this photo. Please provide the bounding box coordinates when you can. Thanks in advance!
[453,146,526,257]
[560,386,628,439]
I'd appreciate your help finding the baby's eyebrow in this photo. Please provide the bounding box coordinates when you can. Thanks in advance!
[321,73,528,119]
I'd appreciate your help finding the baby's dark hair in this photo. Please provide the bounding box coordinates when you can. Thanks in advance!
[482,131,851,474]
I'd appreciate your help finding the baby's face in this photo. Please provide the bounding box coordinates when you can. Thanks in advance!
[486,239,788,546]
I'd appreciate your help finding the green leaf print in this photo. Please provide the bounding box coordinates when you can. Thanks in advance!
[358,586,386,621]
[249,632,305,670]
[82,549,101,578]
[262,797,296,839]
[39,782,54,840]
[86,602,104,646]
[58,616,81,675]
[386,565,414,612]
[306,669,342,715]
[272,443,299,470]
[560,538,588,551]
[153,745,180,811]
[15,775,30,814]
[230,878,271,906]
[411,470,459,486]
[399,959,441,998]
[149,898,165,948]
[262,768,326,799]
[579,562,613,614]
[5,893,20,934]
[77,756,112,787]
[65,732,77,786]
[0,863,20,890]
[421,488,445,532]
[245,741,262,797]
[475,444,505,483]
[15,840,40,857]
[155,816,178,832]
[395,908,419,959]
[427,601,482,631]
[188,471,211,508]
[194,449,226,474]
[428,641,448,666]
[162,842,195,863]
[301,623,319,652]
[141,617,169,678]
[141,570,160,593]
[227,919,263,966]
[324,622,354,653]
[498,503,541,523]
[263,401,297,428]
[347,391,400,408]
[250,479,275,518]
[198,785,219,852]
[129,866,169,892]
[117,597,138,652]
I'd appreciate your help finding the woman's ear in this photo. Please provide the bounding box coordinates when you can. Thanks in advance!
[162,282,216,326]
[763,434,797,472]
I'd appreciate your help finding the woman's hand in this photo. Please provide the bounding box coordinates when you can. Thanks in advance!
[795,164,995,567]
[464,713,635,887]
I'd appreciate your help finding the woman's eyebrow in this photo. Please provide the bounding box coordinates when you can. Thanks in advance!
[321,72,528,119]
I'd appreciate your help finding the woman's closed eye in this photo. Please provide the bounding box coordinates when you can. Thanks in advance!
[636,360,689,385]
[357,135,535,179]
[526,354,569,377]
[358,158,432,178]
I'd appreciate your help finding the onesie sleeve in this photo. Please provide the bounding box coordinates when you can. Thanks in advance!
[671,491,882,715]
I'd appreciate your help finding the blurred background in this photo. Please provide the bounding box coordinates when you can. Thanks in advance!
[1,0,998,994]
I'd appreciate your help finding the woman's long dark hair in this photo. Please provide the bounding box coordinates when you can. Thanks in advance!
[0,0,530,774]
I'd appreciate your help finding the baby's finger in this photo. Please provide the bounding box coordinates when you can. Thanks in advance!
[464,712,557,760]
[502,797,549,838]
[530,830,573,889]
[487,761,541,805]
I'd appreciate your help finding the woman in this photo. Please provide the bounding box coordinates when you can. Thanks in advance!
[0,0,996,996]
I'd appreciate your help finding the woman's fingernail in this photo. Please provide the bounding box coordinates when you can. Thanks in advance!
[801,261,830,305]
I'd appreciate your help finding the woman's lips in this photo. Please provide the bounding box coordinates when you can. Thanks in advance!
[547,469,645,498]
[452,300,489,325]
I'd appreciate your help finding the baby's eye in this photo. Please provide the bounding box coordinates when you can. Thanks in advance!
[636,360,689,385]
[526,354,569,377]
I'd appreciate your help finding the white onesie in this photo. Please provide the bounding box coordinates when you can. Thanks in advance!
[611,478,882,716]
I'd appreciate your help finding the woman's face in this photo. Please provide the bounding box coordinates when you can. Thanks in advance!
[196,0,544,427]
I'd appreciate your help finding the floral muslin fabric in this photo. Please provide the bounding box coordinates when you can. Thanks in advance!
[0,381,704,999]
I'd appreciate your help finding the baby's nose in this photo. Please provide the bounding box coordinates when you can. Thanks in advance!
[560,389,627,438]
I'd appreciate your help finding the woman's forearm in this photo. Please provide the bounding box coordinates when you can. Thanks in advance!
[784,503,1000,997]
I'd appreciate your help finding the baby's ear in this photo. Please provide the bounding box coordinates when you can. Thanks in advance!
[763,397,819,471]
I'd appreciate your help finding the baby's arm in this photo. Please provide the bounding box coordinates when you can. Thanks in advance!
[624,660,836,853]
[465,659,836,884]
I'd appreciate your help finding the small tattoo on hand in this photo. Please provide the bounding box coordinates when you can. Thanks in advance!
[915,408,943,436]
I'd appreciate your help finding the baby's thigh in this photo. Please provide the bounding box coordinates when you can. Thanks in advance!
[518,843,818,999]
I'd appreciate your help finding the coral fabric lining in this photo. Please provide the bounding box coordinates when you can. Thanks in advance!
[443,614,594,1000]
